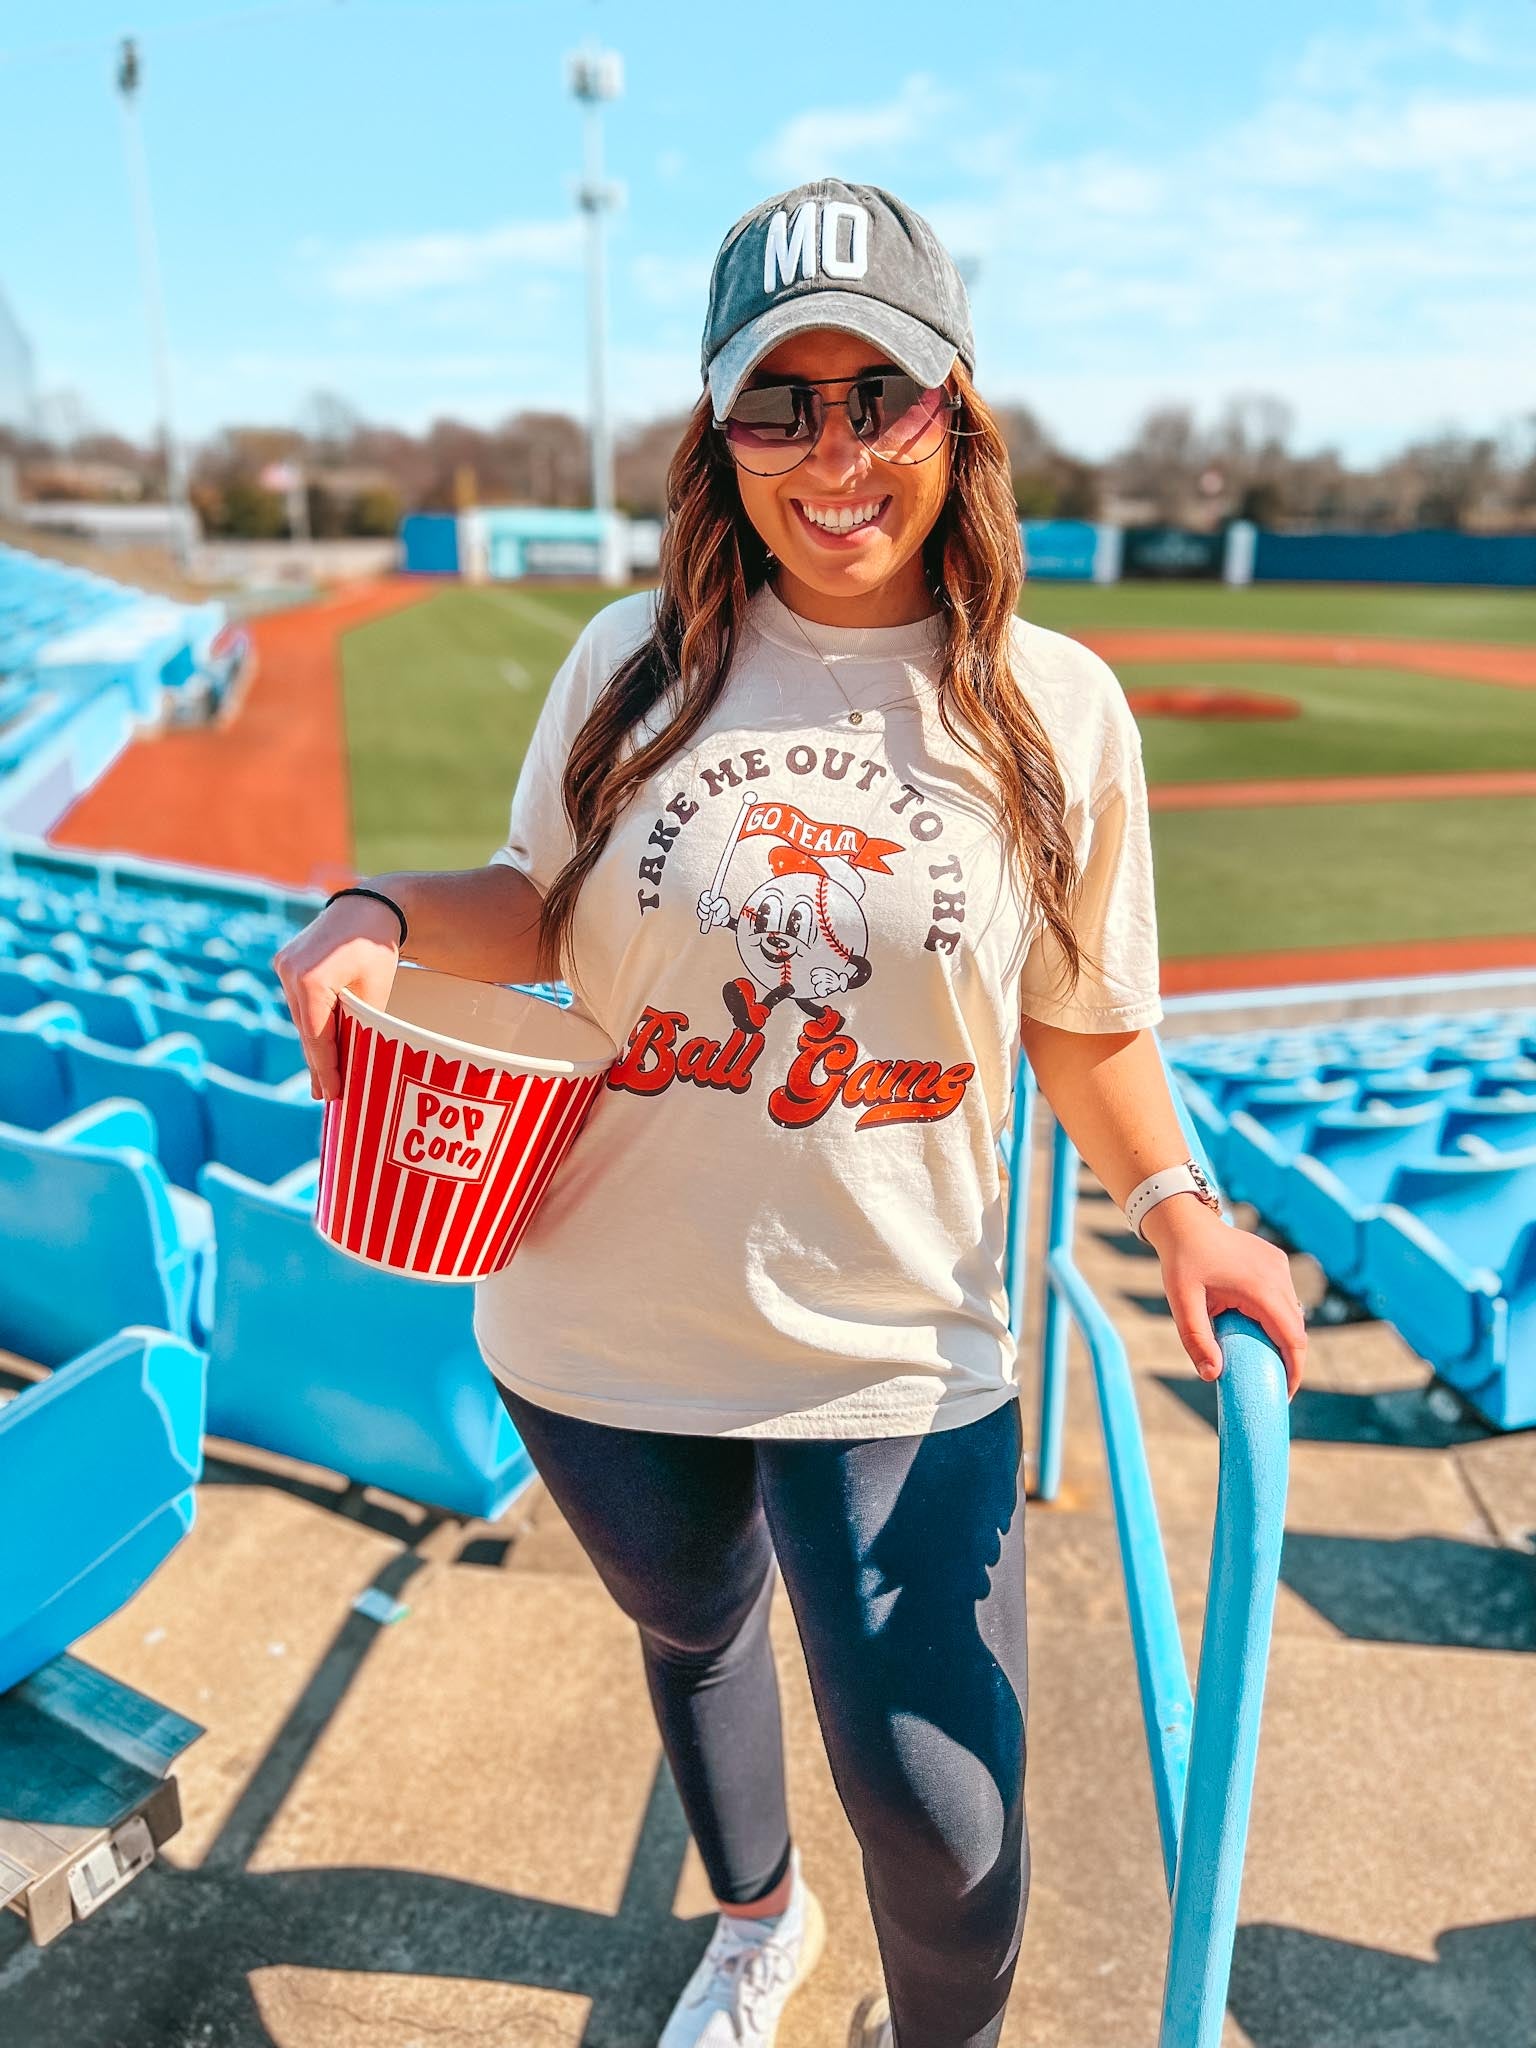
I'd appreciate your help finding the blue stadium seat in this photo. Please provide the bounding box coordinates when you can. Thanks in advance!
[1281,1100,1447,1294]
[198,1160,533,1518]
[202,1065,321,1184]
[57,1033,210,1192]
[145,994,303,1082]
[1469,1058,1536,1096]
[1439,1097,1536,1155]
[0,1328,206,1693]
[1353,1066,1472,1113]
[1361,1147,1536,1423]
[0,1002,78,1128]
[0,961,159,1047]
[1220,1081,1358,1219]
[0,1101,214,1363]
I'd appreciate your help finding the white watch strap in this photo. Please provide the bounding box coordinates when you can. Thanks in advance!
[1124,1160,1219,1242]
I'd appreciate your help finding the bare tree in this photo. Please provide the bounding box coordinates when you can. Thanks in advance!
[1113,405,1203,520]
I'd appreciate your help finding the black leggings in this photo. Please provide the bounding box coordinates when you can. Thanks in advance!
[492,1381,1030,2048]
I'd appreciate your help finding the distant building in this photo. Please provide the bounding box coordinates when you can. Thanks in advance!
[0,288,38,436]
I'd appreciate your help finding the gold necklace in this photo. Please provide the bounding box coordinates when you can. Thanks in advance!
[772,584,939,727]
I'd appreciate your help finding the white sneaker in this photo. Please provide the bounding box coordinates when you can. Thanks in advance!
[658,1845,826,2047]
[846,1988,893,2048]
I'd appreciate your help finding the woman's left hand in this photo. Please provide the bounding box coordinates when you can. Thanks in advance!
[1142,1197,1307,1400]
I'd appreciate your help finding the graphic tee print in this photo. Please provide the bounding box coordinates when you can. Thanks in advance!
[473,583,1163,1438]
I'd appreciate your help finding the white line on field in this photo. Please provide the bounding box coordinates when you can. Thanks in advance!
[496,591,586,642]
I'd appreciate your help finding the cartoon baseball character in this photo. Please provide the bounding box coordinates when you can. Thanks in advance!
[696,789,899,1034]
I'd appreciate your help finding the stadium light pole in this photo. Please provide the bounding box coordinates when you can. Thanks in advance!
[116,36,193,565]
[565,44,623,580]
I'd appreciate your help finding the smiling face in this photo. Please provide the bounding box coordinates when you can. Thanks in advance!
[727,328,955,628]
[735,872,868,988]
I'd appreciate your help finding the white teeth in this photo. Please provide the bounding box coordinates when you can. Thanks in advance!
[799,498,885,532]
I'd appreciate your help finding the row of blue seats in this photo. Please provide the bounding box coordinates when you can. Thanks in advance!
[0,867,299,938]
[1178,1069,1536,1430]
[0,1103,536,1530]
[2,1002,319,1190]
[0,881,300,978]
[1192,1059,1536,1127]
[0,548,142,677]
[0,548,232,721]
[3,921,286,1015]
[0,835,316,937]
[0,958,300,1080]
[1179,1030,1536,1095]
[0,1300,536,1700]
[2,918,286,1019]
[1172,1010,1536,1091]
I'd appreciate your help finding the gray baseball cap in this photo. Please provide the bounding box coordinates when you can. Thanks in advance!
[701,179,974,420]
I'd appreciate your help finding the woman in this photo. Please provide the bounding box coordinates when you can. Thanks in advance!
[275,179,1306,2048]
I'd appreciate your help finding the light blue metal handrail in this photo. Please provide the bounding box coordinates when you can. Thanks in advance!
[1004,1031,1291,2048]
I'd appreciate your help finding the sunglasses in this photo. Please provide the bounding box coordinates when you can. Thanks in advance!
[716,369,960,477]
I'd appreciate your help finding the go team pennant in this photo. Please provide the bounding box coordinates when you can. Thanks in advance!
[733,796,904,875]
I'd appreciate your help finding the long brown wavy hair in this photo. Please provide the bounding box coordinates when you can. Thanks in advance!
[532,360,1097,1008]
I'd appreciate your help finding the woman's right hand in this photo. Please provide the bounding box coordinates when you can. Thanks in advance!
[272,896,403,1102]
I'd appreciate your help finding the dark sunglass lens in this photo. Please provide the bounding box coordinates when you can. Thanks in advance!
[721,385,819,474]
[871,377,949,462]
[725,386,810,442]
[851,372,925,438]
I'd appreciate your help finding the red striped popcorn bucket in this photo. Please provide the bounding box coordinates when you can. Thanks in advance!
[314,968,616,1281]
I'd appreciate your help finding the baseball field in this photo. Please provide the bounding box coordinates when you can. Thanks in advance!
[52,575,1536,992]
[337,579,1536,990]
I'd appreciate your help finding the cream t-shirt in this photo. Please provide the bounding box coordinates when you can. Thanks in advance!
[472,582,1163,1438]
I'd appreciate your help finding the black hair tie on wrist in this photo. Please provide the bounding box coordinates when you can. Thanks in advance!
[324,885,408,950]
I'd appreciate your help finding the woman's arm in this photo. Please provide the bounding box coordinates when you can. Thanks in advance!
[364,864,546,985]
[1018,1016,1307,1397]
[273,863,547,1103]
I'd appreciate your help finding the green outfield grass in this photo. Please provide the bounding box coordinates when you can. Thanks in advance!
[467,577,1536,642]
[341,581,1536,956]
[1017,580,1536,641]
[1153,797,1536,955]
[1123,662,1536,783]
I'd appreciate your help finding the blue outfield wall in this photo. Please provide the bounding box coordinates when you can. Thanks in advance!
[1019,519,1115,582]
[1253,528,1536,587]
[399,513,462,576]
[1021,519,1097,580]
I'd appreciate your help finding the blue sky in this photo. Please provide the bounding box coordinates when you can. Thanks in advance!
[2,0,1534,463]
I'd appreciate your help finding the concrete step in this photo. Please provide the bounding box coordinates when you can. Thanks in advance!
[14,1517,1531,2048]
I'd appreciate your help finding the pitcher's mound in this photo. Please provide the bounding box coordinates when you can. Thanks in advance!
[1127,687,1301,720]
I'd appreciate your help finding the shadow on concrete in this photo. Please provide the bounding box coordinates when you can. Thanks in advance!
[1152,1367,1487,1450]
[1278,1530,1536,1651]
[1145,1373,1534,1650]
[197,1444,450,1549]
[1229,1915,1536,2048]
[0,1528,713,2048]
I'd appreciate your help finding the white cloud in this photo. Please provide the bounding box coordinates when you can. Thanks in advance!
[754,73,957,185]
[1282,8,1501,97]
[900,16,1536,460]
[315,219,583,301]
[1231,90,1536,189]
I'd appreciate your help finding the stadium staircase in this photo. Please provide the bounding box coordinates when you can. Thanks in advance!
[1,832,1531,2045]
